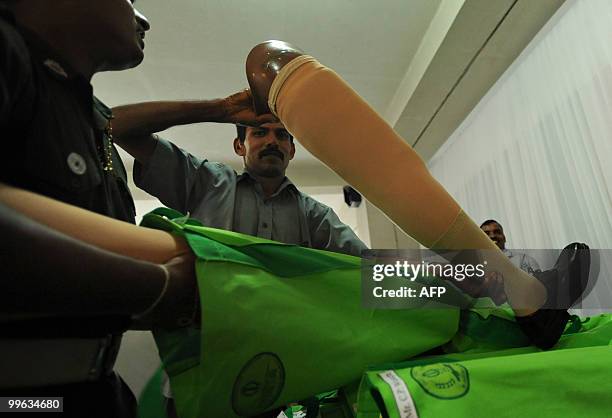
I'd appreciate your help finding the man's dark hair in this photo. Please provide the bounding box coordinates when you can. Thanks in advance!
[236,125,247,142]
[235,125,293,143]
[480,219,502,229]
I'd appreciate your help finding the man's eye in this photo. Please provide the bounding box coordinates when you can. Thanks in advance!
[253,130,266,137]
[277,131,290,140]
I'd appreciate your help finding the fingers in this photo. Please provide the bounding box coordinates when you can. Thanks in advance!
[483,271,508,305]
[234,113,279,127]
[226,89,252,105]
[149,252,199,329]
[254,113,279,125]
[446,269,508,305]
[224,89,278,125]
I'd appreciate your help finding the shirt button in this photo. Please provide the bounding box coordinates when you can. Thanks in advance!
[67,152,87,175]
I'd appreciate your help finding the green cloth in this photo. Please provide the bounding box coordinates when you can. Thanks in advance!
[141,209,459,418]
[357,314,612,418]
[138,368,166,418]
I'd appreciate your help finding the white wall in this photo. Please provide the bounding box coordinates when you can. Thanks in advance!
[427,0,612,313]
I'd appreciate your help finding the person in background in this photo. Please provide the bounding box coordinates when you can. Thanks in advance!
[480,219,541,274]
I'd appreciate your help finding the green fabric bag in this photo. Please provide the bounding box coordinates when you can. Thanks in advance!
[357,314,612,418]
[140,209,460,418]
[138,368,166,418]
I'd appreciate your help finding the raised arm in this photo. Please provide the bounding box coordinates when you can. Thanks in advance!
[112,90,276,165]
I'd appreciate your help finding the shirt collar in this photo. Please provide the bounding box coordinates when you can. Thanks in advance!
[16,21,99,120]
[15,21,85,82]
[92,96,113,129]
[238,170,297,197]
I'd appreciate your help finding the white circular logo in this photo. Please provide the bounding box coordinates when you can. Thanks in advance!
[67,152,87,175]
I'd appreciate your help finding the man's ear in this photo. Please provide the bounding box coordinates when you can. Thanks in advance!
[288,141,296,160]
[233,138,246,156]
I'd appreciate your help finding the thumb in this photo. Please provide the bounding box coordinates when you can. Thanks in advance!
[254,113,279,125]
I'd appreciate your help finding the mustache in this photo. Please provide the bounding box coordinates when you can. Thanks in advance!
[259,148,284,160]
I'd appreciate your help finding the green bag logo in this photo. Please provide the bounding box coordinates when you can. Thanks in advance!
[410,363,469,399]
[232,352,285,415]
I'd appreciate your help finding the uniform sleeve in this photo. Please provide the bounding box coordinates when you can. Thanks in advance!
[307,199,368,257]
[132,137,218,214]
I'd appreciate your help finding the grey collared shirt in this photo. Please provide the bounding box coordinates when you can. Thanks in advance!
[133,138,367,257]
[503,249,541,274]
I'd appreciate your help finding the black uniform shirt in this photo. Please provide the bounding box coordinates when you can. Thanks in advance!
[0,12,136,223]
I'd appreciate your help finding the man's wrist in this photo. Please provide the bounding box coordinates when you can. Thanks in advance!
[155,254,198,329]
[195,98,229,123]
[132,264,170,323]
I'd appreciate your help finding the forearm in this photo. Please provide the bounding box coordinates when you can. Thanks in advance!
[111,99,227,163]
[112,99,228,138]
[0,182,189,263]
[0,202,166,319]
[1,203,197,329]
[111,91,276,164]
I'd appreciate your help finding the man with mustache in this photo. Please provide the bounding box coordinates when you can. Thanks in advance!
[113,94,367,417]
[113,94,367,256]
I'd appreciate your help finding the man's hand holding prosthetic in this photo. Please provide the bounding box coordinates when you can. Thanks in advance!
[222,89,277,127]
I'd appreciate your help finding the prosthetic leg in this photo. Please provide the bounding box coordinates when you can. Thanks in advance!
[246,41,593,349]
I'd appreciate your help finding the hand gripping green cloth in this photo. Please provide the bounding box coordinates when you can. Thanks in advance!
[357,313,612,418]
[140,209,460,418]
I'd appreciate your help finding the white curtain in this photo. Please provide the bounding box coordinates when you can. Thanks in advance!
[427,0,612,313]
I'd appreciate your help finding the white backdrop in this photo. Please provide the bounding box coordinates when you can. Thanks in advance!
[428,0,612,312]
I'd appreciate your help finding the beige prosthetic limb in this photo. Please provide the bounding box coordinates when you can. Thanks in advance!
[0,183,189,264]
[269,57,545,314]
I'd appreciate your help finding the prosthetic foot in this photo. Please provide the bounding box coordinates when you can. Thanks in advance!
[517,243,596,349]
[540,243,593,309]
[246,40,304,114]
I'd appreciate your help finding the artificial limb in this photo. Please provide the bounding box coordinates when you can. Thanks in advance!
[245,41,593,349]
